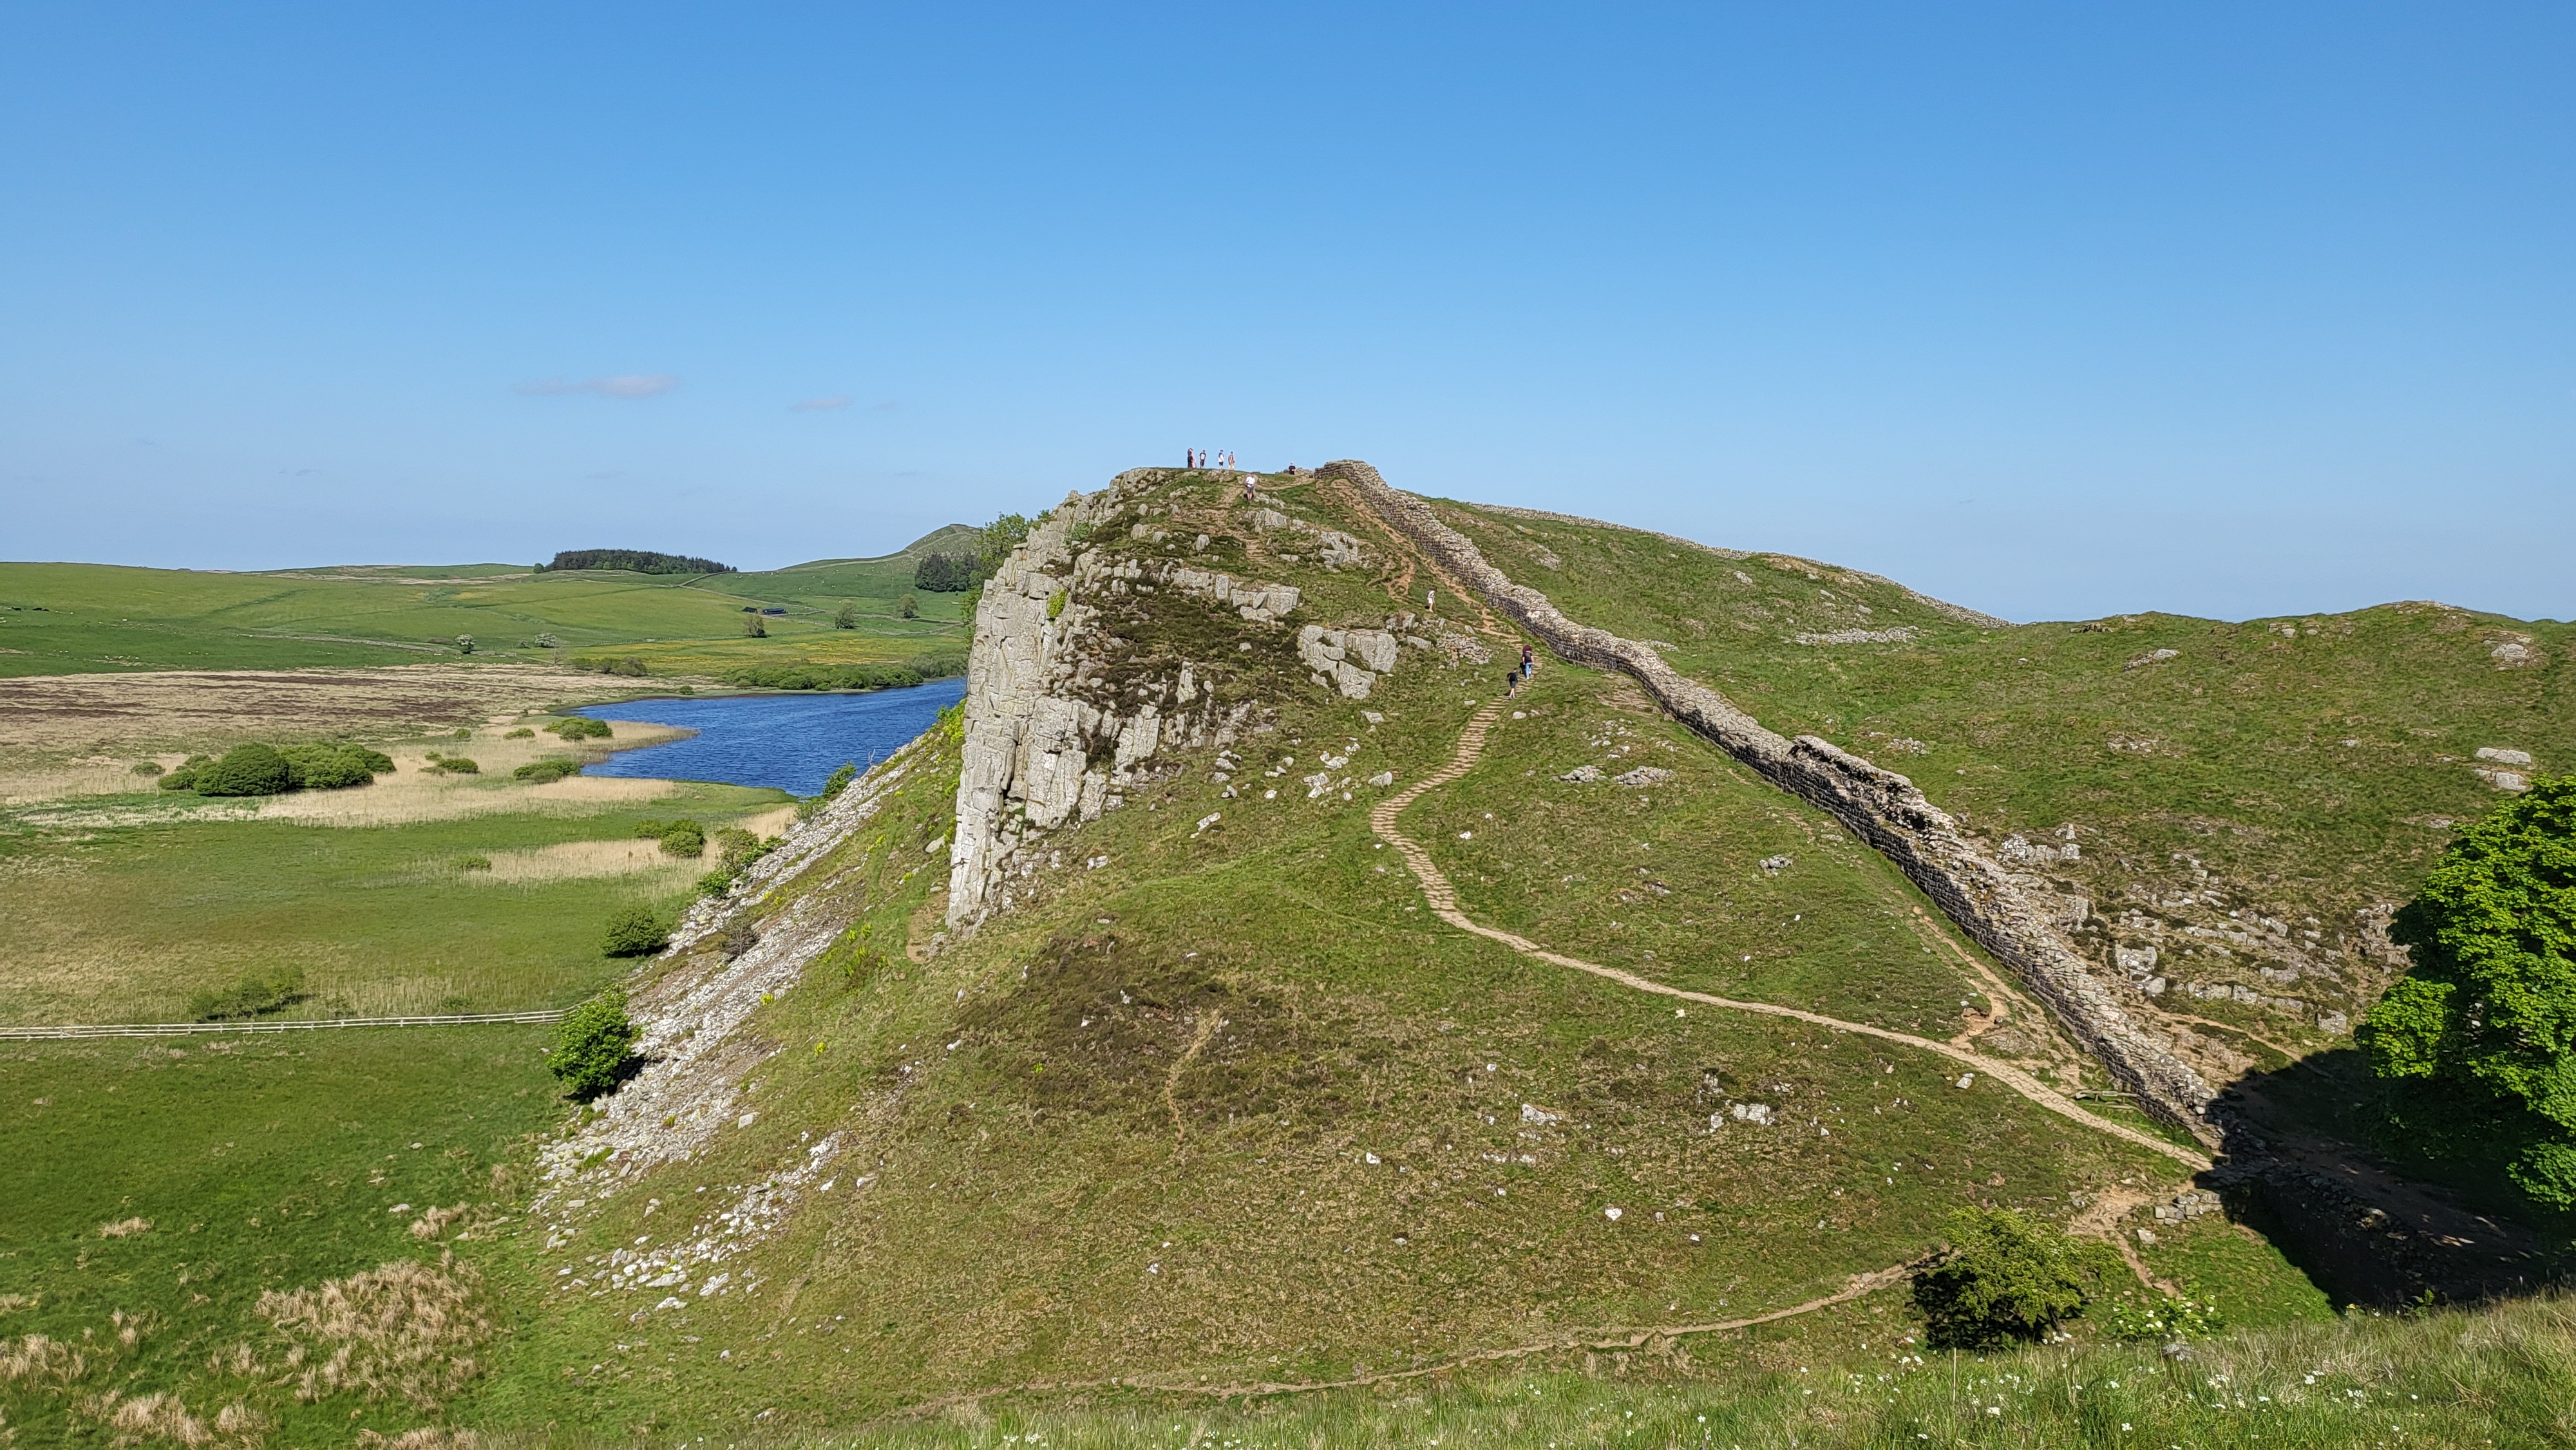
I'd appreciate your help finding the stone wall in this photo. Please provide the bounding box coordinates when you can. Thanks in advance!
[1320,458,2218,1144]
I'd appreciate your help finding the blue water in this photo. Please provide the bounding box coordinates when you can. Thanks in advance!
[572,678,965,795]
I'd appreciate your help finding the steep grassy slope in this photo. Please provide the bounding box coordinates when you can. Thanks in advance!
[444,468,2311,1439]
[1428,501,2571,1065]
[0,526,972,679]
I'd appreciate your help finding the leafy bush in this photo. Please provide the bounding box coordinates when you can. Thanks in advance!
[426,756,480,775]
[600,905,668,957]
[2103,1293,2225,1342]
[546,717,612,740]
[656,820,705,857]
[549,988,641,1100]
[897,593,917,619]
[455,634,475,655]
[191,743,295,796]
[1910,1207,2101,1350]
[817,762,858,802]
[504,727,535,739]
[568,655,650,677]
[2358,775,2576,1208]
[834,601,858,629]
[131,760,164,777]
[632,819,667,839]
[187,966,307,1022]
[512,759,579,784]
[743,614,767,638]
[278,742,394,789]
[161,755,213,789]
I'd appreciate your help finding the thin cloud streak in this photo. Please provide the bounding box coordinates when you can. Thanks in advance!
[515,373,678,399]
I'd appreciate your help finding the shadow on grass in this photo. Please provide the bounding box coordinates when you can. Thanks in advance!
[2201,1046,2572,1308]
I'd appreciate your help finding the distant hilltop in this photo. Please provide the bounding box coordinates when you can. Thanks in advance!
[538,549,734,576]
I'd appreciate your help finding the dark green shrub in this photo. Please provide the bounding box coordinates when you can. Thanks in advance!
[697,869,736,897]
[504,727,535,739]
[542,549,732,575]
[632,819,667,840]
[161,755,212,790]
[513,758,579,784]
[427,757,480,775]
[453,854,492,871]
[2358,775,2576,1208]
[600,905,668,957]
[187,966,307,1021]
[656,820,705,858]
[549,988,641,1101]
[817,762,858,802]
[743,614,767,638]
[279,742,393,789]
[1910,1207,2101,1350]
[192,744,294,796]
[833,602,858,629]
[131,761,164,777]
[546,718,612,740]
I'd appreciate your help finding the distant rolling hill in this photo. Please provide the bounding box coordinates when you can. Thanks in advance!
[0,527,979,679]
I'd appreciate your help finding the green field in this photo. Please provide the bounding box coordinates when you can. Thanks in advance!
[2,467,2568,1444]
[0,524,980,679]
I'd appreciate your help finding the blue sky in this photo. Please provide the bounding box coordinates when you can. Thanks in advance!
[3,3,2569,623]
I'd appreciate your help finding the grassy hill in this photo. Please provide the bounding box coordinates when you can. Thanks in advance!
[1,467,2568,1445]
[0,525,980,680]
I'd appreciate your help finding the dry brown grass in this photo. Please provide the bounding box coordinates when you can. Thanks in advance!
[256,1253,489,1410]
[96,1217,153,1239]
[453,838,695,885]
[354,1428,478,1449]
[0,1333,85,1388]
[0,663,623,757]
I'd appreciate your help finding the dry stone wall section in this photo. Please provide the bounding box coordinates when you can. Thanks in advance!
[1320,458,2217,1143]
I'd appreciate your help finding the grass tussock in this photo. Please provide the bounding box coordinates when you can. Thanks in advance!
[256,1253,489,1410]
[0,1333,85,1388]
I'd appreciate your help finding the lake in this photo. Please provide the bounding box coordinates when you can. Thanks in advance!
[572,677,967,796]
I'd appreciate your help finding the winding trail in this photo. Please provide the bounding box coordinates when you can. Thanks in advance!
[1372,701,2211,1172]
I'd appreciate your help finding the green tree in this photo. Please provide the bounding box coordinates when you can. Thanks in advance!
[601,904,669,957]
[551,988,640,1100]
[743,614,766,638]
[898,592,918,619]
[1910,1207,2099,1350]
[2357,775,2576,1208]
[833,601,858,629]
[455,634,475,655]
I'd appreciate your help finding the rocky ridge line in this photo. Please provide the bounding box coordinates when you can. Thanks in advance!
[1320,458,2218,1144]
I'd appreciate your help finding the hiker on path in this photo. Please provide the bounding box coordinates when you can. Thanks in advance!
[1520,643,1534,679]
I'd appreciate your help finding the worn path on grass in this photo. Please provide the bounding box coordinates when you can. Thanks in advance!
[1372,700,2211,1172]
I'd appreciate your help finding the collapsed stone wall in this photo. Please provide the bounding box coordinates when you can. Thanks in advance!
[1320,458,2218,1144]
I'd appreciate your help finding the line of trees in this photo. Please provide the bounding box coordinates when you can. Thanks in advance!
[541,549,734,575]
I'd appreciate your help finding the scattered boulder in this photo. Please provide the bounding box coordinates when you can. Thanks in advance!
[1613,766,1673,787]
[1558,764,1604,783]
[1759,854,1794,874]
[2475,746,2533,767]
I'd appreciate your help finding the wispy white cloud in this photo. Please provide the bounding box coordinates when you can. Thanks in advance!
[515,373,678,399]
[791,395,851,412]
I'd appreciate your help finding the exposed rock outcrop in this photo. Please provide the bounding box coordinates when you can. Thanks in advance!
[947,471,1324,931]
[1321,458,2219,1144]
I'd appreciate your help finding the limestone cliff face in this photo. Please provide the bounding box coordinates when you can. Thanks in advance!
[945,470,1299,930]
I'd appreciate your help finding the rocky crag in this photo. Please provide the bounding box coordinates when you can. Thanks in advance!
[945,468,1463,932]
[1319,458,2221,1144]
